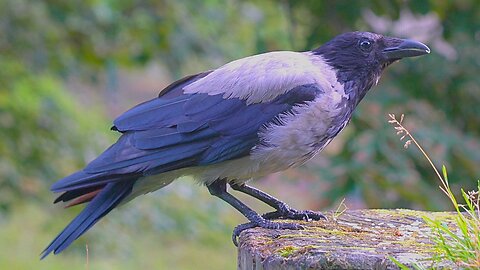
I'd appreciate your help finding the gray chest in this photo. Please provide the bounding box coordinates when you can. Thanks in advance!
[251,89,353,172]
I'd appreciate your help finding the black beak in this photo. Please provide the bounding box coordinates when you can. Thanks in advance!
[383,39,430,60]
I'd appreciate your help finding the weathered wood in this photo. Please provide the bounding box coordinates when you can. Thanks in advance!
[238,209,457,270]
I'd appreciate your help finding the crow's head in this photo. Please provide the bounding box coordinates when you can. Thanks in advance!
[313,31,430,101]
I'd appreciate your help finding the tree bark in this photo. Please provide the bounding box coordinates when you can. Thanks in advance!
[238,209,457,270]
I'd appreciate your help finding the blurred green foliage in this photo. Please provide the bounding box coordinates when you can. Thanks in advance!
[0,57,109,211]
[1,0,480,268]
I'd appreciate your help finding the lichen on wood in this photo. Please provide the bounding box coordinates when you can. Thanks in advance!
[238,209,457,270]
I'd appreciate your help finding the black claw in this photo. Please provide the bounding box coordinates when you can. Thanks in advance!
[262,209,327,221]
[232,220,304,246]
[262,211,282,219]
[232,222,257,246]
[287,209,327,221]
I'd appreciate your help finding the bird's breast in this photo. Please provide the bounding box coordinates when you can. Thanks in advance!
[251,83,353,173]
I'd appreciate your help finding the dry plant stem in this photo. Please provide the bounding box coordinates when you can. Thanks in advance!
[387,114,453,203]
[332,198,347,221]
[86,244,89,270]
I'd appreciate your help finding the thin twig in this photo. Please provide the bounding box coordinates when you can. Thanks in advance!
[387,114,453,203]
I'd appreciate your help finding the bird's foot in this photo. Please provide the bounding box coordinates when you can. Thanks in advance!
[263,207,327,221]
[232,219,302,246]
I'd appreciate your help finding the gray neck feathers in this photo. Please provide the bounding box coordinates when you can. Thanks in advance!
[312,48,383,108]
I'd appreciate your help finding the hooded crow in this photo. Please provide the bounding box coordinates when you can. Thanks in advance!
[42,31,430,258]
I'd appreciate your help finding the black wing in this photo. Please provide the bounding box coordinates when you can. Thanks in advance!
[52,77,321,192]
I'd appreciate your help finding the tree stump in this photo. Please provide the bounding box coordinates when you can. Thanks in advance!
[238,209,457,269]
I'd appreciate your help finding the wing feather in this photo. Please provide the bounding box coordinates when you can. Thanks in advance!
[58,69,322,192]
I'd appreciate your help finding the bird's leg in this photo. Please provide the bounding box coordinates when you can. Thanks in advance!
[229,183,326,221]
[207,179,302,246]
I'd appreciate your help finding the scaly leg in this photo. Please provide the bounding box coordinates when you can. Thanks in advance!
[228,183,326,245]
[207,179,302,246]
[229,183,326,221]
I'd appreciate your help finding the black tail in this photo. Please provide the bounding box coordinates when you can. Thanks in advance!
[41,180,134,259]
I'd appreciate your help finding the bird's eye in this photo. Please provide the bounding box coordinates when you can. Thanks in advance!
[359,40,373,52]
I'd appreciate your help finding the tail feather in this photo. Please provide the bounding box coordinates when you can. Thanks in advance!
[50,170,130,192]
[54,185,106,204]
[65,189,102,208]
[41,180,134,259]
